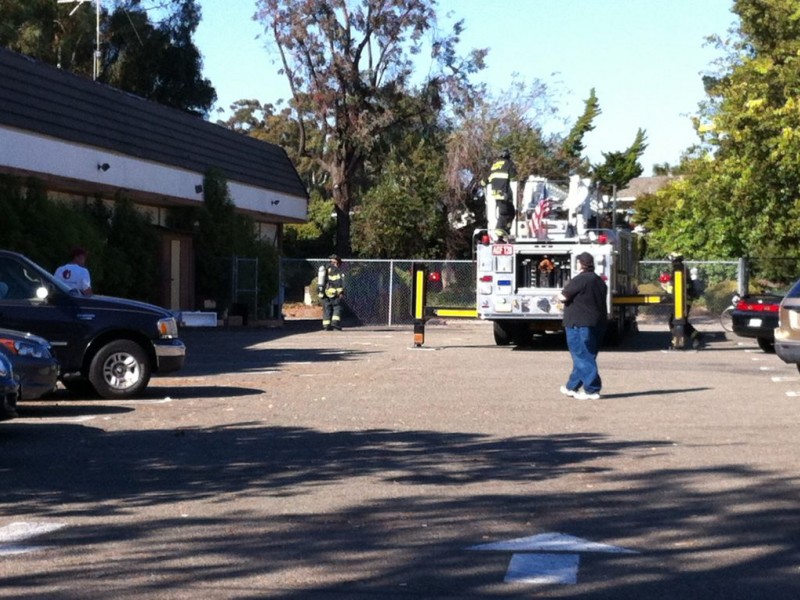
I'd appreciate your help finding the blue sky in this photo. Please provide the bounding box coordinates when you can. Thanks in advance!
[194,0,737,175]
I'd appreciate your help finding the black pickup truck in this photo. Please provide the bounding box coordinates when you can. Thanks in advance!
[0,250,186,399]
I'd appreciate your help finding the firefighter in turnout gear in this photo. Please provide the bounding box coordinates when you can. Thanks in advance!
[488,149,517,241]
[319,254,345,330]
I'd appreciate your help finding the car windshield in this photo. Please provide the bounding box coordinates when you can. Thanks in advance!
[0,255,72,299]
[785,279,800,299]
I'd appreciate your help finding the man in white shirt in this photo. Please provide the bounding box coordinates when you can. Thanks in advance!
[54,247,93,296]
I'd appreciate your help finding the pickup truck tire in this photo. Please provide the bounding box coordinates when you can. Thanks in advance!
[88,340,151,399]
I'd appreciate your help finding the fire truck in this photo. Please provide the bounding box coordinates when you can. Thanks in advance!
[476,174,642,345]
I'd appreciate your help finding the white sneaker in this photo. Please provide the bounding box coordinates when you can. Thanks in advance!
[559,385,576,397]
[574,390,600,400]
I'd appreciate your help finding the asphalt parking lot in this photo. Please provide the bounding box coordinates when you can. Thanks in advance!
[2,317,800,599]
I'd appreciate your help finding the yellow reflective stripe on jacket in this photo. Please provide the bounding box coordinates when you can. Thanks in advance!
[324,266,344,298]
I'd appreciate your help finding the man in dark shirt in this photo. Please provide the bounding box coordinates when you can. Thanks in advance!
[557,252,608,400]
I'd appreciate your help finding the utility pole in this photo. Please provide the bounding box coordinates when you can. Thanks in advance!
[57,0,101,80]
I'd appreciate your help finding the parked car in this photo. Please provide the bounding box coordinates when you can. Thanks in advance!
[0,250,185,399]
[774,279,800,372]
[0,327,59,400]
[731,292,783,352]
[0,353,19,420]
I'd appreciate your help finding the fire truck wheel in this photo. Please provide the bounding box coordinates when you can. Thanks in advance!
[493,321,513,346]
[604,320,622,346]
[512,328,533,347]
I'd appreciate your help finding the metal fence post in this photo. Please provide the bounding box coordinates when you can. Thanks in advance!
[737,257,748,295]
[388,259,395,326]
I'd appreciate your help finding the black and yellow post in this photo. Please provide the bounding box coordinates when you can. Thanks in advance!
[411,262,428,347]
[670,254,688,349]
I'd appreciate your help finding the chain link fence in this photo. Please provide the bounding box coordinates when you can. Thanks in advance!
[638,260,741,322]
[281,258,475,326]
[205,256,266,323]
[282,257,799,326]
[639,258,800,322]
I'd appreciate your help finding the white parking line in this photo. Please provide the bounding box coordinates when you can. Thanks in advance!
[16,415,97,423]
[0,522,66,556]
[772,376,800,382]
[101,398,173,405]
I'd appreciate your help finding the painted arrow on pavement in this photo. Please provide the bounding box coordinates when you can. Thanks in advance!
[467,532,638,585]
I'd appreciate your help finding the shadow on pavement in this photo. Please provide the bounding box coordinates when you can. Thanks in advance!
[2,420,799,597]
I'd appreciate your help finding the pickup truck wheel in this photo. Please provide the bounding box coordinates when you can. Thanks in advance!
[88,340,151,399]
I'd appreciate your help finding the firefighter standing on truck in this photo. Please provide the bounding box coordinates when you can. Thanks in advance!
[488,149,517,241]
[319,254,345,331]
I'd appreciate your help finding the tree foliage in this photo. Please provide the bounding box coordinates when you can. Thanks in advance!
[95,195,160,303]
[0,175,102,269]
[638,0,800,263]
[0,174,161,301]
[353,142,446,258]
[441,84,614,258]
[254,0,487,256]
[104,0,216,115]
[0,0,215,115]
[592,128,648,194]
[559,87,601,173]
[193,169,280,315]
[219,99,336,257]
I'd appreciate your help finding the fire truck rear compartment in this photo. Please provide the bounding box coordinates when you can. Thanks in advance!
[518,253,572,289]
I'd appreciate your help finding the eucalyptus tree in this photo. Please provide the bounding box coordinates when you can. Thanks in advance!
[0,0,215,115]
[254,0,486,256]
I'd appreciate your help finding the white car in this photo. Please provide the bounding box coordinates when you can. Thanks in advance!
[773,278,800,372]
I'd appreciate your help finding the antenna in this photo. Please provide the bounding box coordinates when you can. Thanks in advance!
[57,0,101,80]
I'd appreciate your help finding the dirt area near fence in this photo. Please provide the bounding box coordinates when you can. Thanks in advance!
[282,302,322,319]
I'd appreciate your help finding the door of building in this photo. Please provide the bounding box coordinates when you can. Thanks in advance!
[160,233,193,311]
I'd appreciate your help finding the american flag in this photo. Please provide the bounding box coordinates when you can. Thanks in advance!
[529,192,552,238]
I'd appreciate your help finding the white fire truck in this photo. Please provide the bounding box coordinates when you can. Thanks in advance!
[476,174,642,345]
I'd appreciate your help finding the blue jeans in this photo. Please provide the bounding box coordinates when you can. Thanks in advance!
[565,325,603,394]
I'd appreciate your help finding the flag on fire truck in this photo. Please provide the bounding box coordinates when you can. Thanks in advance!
[529,186,552,239]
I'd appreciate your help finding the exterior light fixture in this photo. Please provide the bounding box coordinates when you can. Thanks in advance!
[97,162,110,171]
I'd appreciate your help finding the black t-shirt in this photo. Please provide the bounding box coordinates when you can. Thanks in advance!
[561,270,608,328]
